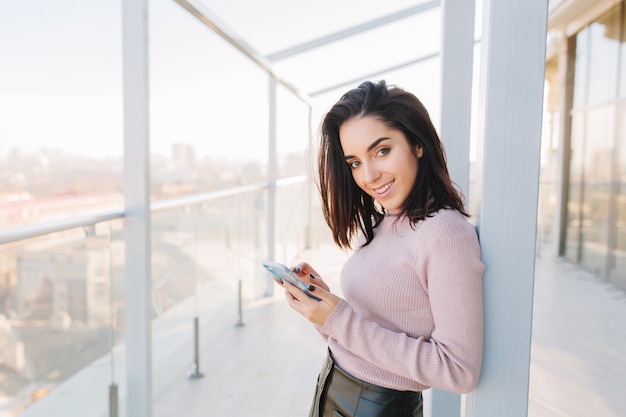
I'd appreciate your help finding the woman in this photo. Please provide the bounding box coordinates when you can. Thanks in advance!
[276,80,484,417]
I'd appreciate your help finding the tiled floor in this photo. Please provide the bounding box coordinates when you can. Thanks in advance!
[153,245,626,417]
[153,245,347,417]
[528,254,626,417]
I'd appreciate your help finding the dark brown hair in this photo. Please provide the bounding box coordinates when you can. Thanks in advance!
[318,80,467,249]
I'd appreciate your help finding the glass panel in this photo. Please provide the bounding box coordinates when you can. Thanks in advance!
[149,188,270,394]
[275,181,311,262]
[0,3,124,228]
[587,7,620,106]
[149,0,269,201]
[579,106,614,275]
[150,189,269,317]
[573,28,589,108]
[276,84,311,179]
[621,3,626,98]
[611,104,626,287]
[564,111,585,262]
[0,220,124,415]
[537,106,560,251]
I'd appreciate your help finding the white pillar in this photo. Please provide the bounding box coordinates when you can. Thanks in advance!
[432,0,475,415]
[466,0,548,416]
[122,1,152,416]
[266,75,277,294]
[440,0,475,202]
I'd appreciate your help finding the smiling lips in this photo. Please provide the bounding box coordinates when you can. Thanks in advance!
[373,180,394,196]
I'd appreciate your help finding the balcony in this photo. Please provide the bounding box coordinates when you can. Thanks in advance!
[2,1,625,417]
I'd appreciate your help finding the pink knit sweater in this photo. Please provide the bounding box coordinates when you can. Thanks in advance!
[319,209,484,393]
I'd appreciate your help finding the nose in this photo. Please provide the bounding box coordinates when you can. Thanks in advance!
[362,162,381,184]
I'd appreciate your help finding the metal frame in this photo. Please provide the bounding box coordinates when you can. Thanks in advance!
[0,211,124,245]
[266,1,441,62]
[440,0,476,204]
[174,0,312,106]
[122,0,152,416]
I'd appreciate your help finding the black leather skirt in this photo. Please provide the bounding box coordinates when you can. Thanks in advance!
[309,351,423,417]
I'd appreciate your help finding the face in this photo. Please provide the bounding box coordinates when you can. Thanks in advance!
[339,116,422,213]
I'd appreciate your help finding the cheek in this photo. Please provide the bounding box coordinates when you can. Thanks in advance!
[350,170,367,191]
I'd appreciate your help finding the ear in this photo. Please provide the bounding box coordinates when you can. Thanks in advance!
[415,145,424,158]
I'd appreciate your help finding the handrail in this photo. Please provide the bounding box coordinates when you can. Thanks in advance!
[0,211,125,245]
[0,176,309,245]
[151,182,269,213]
[151,176,308,213]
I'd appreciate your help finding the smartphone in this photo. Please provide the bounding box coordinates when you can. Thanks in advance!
[262,261,321,301]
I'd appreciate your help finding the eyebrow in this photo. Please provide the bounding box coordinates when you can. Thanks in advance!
[343,137,390,160]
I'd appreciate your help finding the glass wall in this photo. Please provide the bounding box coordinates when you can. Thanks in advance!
[564,3,626,288]
[149,0,272,200]
[0,2,124,228]
[613,7,626,288]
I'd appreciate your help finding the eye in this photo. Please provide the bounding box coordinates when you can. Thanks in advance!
[347,160,360,169]
[376,147,390,157]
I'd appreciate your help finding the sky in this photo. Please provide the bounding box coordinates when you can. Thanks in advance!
[0,0,449,162]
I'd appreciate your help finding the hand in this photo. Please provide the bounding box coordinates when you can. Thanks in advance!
[291,262,330,292]
[278,278,340,326]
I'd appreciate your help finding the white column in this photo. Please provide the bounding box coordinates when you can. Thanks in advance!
[122,1,152,416]
[439,0,475,202]
[266,75,277,294]
[432,1,475,415]
[466,0,548,416]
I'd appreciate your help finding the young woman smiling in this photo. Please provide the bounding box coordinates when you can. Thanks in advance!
[276,80,484,417]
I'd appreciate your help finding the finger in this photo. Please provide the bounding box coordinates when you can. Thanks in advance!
[293,262,321,279]
[286,285,340,326]
[282,279,323,305]
[306,272,330,291]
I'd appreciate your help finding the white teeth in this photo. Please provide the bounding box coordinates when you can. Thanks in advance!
[374,181,393,194]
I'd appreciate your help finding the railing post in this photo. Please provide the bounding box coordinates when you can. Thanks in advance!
[122,0,152,416]
[266,75,278,296]
[188,316,205,378]
[306,104,314,250]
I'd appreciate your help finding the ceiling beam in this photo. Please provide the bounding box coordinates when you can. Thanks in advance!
[266,0,441,62]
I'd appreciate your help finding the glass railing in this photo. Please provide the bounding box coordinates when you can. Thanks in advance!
[0,214,125,416]
[0,177,319,417]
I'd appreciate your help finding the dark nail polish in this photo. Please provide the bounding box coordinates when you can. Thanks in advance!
[309,272,315,279]
[308,284,315,291]
[295,267,301,272]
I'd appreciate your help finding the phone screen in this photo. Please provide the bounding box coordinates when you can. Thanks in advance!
[262,261,321,301]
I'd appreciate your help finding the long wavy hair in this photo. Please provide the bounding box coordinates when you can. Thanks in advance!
[318,80,467,249]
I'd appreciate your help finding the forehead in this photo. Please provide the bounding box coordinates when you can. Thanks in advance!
[340,116,392,141]
[339,116,402,151]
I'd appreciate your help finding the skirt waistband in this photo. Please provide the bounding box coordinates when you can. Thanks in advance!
[332,360,417,401]
[310,351,423,417]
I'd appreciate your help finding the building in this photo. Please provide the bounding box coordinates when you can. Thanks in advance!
[545,0,626,290]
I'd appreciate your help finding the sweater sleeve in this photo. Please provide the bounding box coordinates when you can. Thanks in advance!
[320,215,484,393]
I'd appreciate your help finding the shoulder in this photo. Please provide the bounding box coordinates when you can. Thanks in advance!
[417,209,480,249]
[422,209,476,234]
